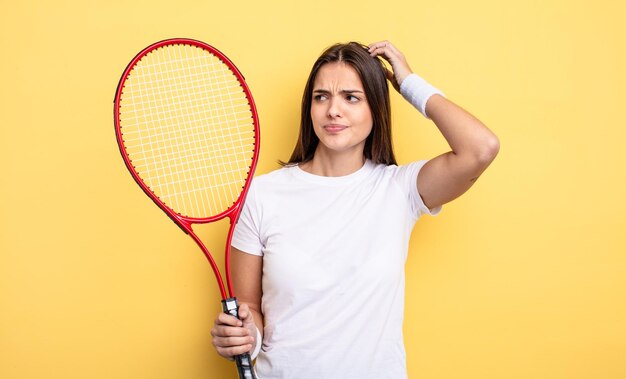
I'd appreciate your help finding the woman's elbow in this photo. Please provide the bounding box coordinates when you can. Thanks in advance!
[475,133,500,168]
[483,133,500,159]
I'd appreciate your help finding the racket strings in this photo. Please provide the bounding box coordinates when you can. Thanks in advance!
[119,43,256,218]
[123,127,254,163]
[125,136,254,172]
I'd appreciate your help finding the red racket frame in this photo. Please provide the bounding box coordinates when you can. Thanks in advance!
[113,38,260,300]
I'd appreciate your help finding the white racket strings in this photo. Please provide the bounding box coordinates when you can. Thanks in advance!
[119,44,256,218]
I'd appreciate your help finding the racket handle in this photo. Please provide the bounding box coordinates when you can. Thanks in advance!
[222,297,259,379]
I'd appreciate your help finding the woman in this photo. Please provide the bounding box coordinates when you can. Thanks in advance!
[211,40,499,378]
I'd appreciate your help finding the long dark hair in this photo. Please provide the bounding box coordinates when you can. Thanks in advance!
[282,42,397,166]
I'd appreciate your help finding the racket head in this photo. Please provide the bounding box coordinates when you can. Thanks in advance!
[114,39,259,227]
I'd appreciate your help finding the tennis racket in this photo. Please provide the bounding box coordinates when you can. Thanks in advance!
[114,38,259,379]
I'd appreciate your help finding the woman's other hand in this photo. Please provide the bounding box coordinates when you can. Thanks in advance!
[368,40,413,91]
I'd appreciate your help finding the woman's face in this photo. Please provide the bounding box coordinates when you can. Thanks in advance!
[310,62,373,157]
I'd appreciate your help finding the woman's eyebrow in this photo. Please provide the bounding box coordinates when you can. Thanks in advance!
[313,89,364,94]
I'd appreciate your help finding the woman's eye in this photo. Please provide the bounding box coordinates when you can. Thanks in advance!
[346,95,360,102]
[314,94,328,101]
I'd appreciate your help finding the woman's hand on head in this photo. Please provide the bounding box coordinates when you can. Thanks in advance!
[368,40,413,92]
[211,303,258,360]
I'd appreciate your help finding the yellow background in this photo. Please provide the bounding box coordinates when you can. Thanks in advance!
[1,0,625,378]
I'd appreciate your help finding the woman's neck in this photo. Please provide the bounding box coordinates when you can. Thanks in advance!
[299,147,366,177]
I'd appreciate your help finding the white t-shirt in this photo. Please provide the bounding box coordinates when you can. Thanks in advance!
[232,159,440,379]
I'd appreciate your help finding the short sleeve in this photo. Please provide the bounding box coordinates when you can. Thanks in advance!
[391,160,442,219]
[231,181,264,256]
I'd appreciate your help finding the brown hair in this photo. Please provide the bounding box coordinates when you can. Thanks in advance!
[282,42,397,166]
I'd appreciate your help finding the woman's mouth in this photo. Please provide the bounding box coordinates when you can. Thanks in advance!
[324,124,348,133]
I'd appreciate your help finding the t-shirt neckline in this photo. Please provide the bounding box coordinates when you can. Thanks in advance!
[292,159,375,185]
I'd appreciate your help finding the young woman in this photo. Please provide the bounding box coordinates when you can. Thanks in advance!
[211,40,499,378]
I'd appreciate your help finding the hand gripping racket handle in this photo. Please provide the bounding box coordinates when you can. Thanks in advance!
[222,298,259,379]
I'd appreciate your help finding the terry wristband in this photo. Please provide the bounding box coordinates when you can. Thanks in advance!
[399,73,444,119]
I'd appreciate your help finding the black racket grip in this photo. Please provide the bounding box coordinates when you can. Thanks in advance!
[222,297,259,379]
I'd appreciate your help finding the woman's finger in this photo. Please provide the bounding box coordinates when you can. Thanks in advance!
[368,41,400,58]
[368,40,412,88]
[212,335,255,348]
[215,312,243,327]
[385,67,400,92]
[211,324,250,338]
[215,344,253,358]
[367,40,391,52]
[237,303,250,320]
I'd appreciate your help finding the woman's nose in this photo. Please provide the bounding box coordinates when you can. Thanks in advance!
[327,97,341,118]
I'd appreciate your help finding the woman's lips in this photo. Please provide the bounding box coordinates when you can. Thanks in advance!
[323,124,348,133]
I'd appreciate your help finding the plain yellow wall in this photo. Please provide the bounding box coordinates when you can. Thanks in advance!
[1,0,625,378]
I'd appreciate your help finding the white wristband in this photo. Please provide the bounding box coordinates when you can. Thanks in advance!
[399,73,444,119]
[251,326,262,360]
